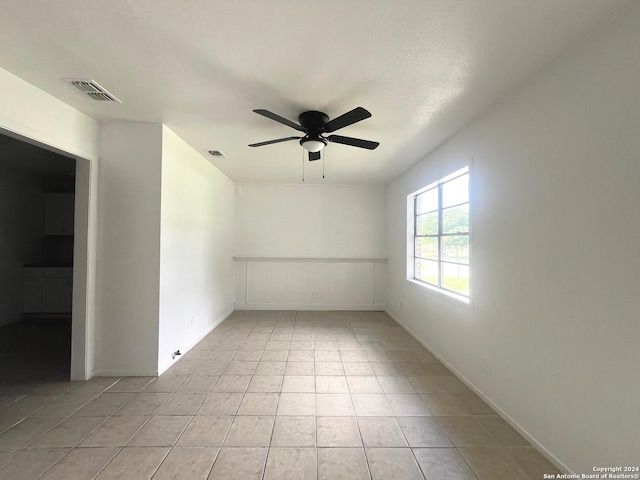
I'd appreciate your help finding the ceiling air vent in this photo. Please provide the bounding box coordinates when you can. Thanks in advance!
[65,79,121,103]
[207,150,226,158]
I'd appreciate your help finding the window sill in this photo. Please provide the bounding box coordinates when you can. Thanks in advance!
[407,278,472,306]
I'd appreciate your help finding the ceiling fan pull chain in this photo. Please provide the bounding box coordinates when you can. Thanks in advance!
[302,148,305,182]
[322,149,325,179]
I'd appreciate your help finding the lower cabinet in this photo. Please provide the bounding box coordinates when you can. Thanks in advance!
[23,267,73,314]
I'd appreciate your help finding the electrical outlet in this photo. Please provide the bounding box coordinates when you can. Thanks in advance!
[483,356,491,375]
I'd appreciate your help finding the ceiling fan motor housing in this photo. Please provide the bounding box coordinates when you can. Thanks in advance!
[298,111,330,132]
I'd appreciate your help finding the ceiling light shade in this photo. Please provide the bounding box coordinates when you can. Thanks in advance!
[300,137,327,152]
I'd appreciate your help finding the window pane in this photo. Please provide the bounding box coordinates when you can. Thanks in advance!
[442,235,469,264]
[442,263,469,296]
[410,167,470,299]
[415,258,439,285]
[416,188,438,214]
[442,204,469,234]
[442,173,468,208]
[416,212,438,235]
[415,237,438,260]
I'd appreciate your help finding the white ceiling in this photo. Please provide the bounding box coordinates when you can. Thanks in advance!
[0,1,630,185]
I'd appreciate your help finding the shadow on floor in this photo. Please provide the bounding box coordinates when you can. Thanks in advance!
[0,318,70,396]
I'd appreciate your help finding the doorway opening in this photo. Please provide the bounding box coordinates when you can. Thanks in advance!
[0,130,87,391]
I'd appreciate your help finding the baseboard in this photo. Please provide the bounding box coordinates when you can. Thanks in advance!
[157,307,235,375]
[92,370,160,377]
[385,309,572,475]
[235,303,385,311]
[93,308,234,378]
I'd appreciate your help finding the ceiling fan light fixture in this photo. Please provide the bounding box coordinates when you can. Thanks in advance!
[300,137,327,152]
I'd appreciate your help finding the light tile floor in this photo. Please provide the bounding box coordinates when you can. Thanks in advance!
[0,311,562,479]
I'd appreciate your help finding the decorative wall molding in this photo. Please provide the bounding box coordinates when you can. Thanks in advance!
[235,258,386,310]
[233,257,387,263]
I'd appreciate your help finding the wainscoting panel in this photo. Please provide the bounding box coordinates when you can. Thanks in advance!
[235,258,386,310]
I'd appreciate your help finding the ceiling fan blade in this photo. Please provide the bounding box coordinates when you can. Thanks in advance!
[248,136,301,147]
[309,151,321,161]
[327,134,380,150]
[253,109,304,132]
[323,107,371,133]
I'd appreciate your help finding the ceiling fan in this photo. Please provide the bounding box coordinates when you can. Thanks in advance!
[249,107,379,161]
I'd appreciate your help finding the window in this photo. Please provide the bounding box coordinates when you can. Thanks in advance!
[411,166,470,299]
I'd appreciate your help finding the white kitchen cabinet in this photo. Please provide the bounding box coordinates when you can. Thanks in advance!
[43,268,73,312]
[44,193,74,235]
[23,267,73,314]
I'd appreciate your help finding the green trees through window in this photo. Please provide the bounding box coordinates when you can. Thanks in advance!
[413,166,469,298]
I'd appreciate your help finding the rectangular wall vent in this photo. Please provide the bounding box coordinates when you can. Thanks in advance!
[65,79,121,103]
[207,150,226,157]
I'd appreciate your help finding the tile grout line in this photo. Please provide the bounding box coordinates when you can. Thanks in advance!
[205,322,266,479]
[69,378,175,479]
[354,409,375,480]
[30,379,124,480]
[195,326,239,480]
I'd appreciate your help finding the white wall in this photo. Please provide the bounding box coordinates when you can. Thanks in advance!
[158,127,236,374]
[386,6,640,473]
[235,184,386,258]
[0,166,45,325]
[0,68,98,162]
[235,184,387,309]
[94,123,163,376]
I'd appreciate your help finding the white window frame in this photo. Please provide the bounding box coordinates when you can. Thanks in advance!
[407,166,470,303]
